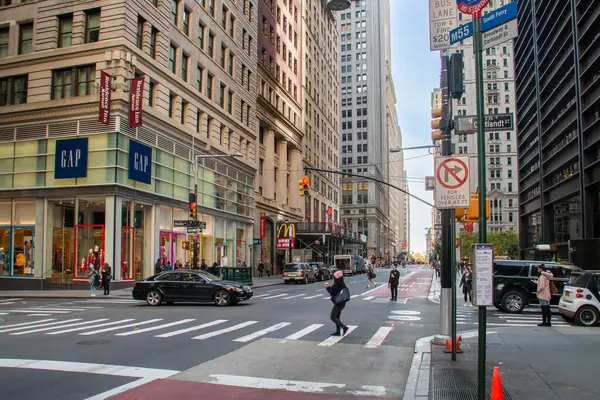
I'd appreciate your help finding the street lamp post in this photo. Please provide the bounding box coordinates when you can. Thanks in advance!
[192,152,243,269]
[389,145,439,153]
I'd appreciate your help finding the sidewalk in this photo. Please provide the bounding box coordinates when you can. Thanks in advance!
[428,325,600,399]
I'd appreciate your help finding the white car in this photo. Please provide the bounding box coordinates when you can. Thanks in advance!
[558,270,600,326]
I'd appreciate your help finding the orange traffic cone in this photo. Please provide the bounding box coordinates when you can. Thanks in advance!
[443,335,463,353]
[490,366,504,400]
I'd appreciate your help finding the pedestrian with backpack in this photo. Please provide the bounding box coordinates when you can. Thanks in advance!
[366,265,376,288]
[325,271,350,336]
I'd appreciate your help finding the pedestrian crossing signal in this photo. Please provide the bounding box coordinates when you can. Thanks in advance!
[299,176,310,197]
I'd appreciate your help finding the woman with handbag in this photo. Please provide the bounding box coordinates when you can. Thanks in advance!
[536,264,555,327]
[325,271,350,336]
[459,266,473,306]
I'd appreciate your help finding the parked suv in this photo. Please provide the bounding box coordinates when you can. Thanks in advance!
[559,270,600,326]
[493,260,582,313]
[283,263,316,284]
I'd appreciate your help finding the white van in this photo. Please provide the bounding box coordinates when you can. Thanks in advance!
[334,255,356,276]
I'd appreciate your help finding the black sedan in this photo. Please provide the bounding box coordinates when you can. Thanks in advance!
[310,262,331,281]
[132,270,253,307]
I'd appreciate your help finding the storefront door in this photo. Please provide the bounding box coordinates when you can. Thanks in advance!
[74,224,105,278]
[122,226,134,280]
[160,231,186,268]
[0,226,35,277]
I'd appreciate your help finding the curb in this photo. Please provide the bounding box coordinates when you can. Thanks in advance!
[0,295,134,300]
[427,271,440,304]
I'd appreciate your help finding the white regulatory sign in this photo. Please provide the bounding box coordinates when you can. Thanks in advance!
[482,19,518,49]
[473,244,494,306]
[429,0,458,51]
[434,156,470,209]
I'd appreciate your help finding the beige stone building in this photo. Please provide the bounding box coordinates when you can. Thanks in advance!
[0,0,258,288]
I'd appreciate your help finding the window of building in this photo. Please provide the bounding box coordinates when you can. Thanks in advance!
[222,5,228,29]
[183,8,190,35]
[198,23,205,49]
[209,0,215,17]
[169,45,176,73]
[0,75,28,106]
[168,93,175,117]
[508,183,513,192]
[148,80,156,106]
[136,16,145,49]
[171,0,179,24]
[150,28,158,58]
[227,90,233,114]
[85,10,100,43]
[59,14,73,48]
[228,52,234,76]
[207,73,214,99]
[229,15,235,37]
[208,32,215,57]
[507,144,512,152]
[0,27,8,57]
[181,53,188,81]
[52,65,95,99]
[181,100,188,124]
[19,23,33,54]
[221,44,227,68]
[196,66,204,92]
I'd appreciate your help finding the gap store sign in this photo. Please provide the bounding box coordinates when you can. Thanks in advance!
[128,139,152,184]
[54,138,88,179]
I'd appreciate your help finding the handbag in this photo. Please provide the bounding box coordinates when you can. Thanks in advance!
[333,287,350,304]
[549,280,558,295]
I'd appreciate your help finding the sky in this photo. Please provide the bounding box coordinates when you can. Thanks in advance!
[388,0,441,254]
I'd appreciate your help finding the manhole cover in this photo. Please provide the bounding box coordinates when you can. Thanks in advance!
[390,310,421,315]
[77,340,111,346]
[388,315,421,321]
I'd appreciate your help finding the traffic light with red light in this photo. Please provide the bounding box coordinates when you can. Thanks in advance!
[189,192,197,220]
[299,176,310,197]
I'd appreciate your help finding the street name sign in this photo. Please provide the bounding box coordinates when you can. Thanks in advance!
[187,227,203,233]
[434,156,470,209]
[425,176,436,191]
[434,223,443,230]
[481,2,517,32]
[455,113,514,133]
[482,19,518,49]
[174,220,205,228]
[457,0,490,15]
[429,0,458,51]
[450,21,473,45]
[473,244,494,306]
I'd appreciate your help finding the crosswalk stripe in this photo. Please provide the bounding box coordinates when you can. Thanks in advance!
[0,302,15,305]
[27,314,53,317]
[251,294,271,298]
[350,294,361,299]
[0,309,71,314]
[11,319,109,336]
[192,321,259,340]
[262,294,288,299]
[48,319,136,335]
[24,308,88,312]
[282,294,306,300]
[233,322,292,343]
[155,319,228,338]
[0,319,56,329]
[116,319,196,336]
[363,296,375,301]
[0,298,24,303]
[284,324,324,340]
[79,319,163,335]
[303,295,322,300]
[317,325,358,347]
[505,320,567,324]
[0,319,82,334]
[365,326,393,348]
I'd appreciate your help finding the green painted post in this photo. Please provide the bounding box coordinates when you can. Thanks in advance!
[473,15,488,400]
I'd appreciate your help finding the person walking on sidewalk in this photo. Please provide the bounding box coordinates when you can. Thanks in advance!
[460,266,473,306]
[101,263,112,296]
[536,264,554,326]
[388,264,400,301]
[366,265,376,288]
[88,266,99,297]
[325,271,349,336]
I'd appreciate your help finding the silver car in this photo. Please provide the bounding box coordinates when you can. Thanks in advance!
[283,263,317,284]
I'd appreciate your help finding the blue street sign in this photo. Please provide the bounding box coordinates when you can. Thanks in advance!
[481,2,517,32]
[253,238,262,245]
[450,21,474,45]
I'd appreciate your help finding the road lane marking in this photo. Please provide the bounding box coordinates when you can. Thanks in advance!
[207,374,346,393]
[316,289,326,292]
[233,322,292,342]
[155,319,228,338]
[0,309,71,314]
[282,294,306,299]
[0,319,56,329]
[365,327,393,348]
[0,302,16,305]
[27,314,53,316]
[317,325,358,347]
[303,294,322,299]
[48,319,136,335]
[363,296,375,300]
[284,324,324,340]
[251,294,271,298]
[24,308,88,312]
[116,319,196,336]
[350,294,361,299]
[0,319,82,334]
[192,321,259,340]
[79,319,163,335]
[262,294,289,299]
[11,319,109,336]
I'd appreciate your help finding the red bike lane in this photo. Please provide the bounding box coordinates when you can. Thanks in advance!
[364,269,433,299]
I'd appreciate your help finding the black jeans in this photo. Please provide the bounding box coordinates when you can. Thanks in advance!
[330,302,346,332]
[463,290,471,302]
[103,280,110,295]
[390,283,399,300]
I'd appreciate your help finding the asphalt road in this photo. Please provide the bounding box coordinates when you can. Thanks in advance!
[0,266,442,399]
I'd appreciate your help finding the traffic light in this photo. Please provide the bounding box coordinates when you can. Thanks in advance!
[456,194,491,222]
[188,192,197,219]
[431,108,444,142]
[455,237,462,248]
[299,176,310,197]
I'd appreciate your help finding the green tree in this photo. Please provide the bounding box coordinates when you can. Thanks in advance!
[488,230,520,259]
[458,231,478,260]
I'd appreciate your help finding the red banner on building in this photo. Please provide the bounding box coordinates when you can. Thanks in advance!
[128,77,145,128]
[259,212,265,237]
[98,71,111,124]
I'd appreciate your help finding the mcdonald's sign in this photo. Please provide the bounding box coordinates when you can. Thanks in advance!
[277,223,296,239]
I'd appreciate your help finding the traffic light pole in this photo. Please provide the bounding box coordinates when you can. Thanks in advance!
[474,15,488,400]
[193,184,199,270]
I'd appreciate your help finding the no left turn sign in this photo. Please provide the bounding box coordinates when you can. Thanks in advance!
[435,156,471,209]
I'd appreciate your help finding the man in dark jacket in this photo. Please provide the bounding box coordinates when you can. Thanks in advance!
[388,264,400,301]
[325,271,349,336]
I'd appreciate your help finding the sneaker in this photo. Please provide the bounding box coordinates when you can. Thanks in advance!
[330,332,341,336]
[91,294,96,297]
[537,322,546,327]
[343,326,349,336]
